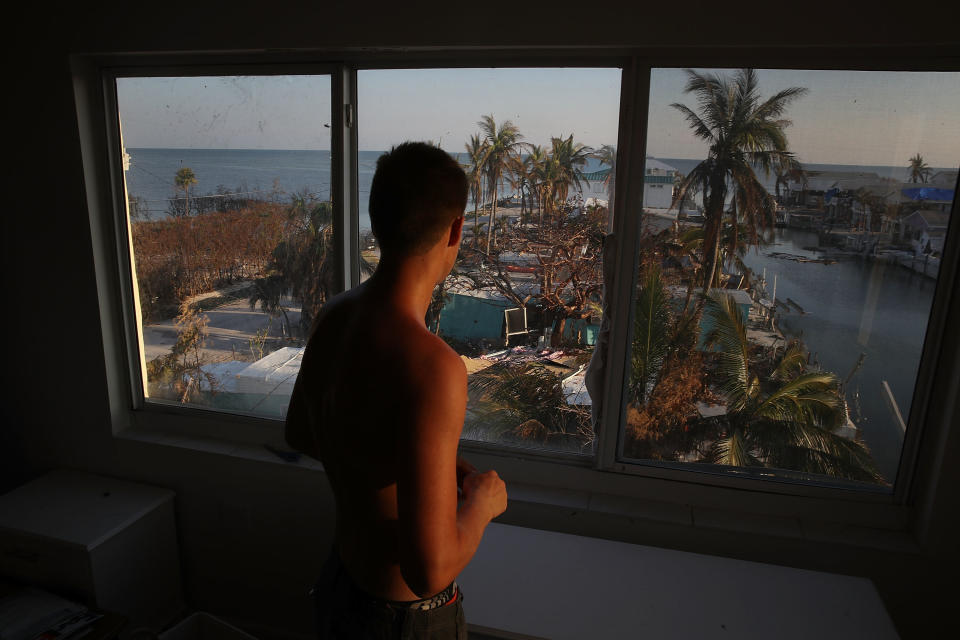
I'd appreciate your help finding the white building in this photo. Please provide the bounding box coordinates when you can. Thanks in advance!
[642,156,677,210]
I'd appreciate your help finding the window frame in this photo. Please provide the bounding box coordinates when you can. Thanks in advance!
[75,46,960,543]
[599,58,960,513]
[101,62,344,424]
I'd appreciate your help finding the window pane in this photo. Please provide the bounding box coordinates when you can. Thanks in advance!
[357,68,621,454]
[116,75,332,418]
[621,68,959,488]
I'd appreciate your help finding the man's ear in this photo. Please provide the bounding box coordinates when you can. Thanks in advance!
[448,215,464,247]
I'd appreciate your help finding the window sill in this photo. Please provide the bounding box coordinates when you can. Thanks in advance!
[458,522,900,640]
[117,425,324,471]
[502,481,918,554]
[114,426,920,557]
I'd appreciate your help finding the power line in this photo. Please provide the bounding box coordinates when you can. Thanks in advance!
[128,164,177,189]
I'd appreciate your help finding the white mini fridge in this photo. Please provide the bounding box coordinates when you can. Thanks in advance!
[0,469,184,631]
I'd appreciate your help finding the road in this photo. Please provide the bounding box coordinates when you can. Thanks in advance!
[141,296,302,363]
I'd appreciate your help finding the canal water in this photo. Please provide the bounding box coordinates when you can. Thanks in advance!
[741,228,940,483]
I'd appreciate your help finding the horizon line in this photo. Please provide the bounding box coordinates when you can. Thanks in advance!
[124,148,957,171]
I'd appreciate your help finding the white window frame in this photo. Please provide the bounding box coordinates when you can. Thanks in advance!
[73,47,960,548]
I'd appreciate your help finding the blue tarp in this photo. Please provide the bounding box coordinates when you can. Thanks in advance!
[901,187,954,201]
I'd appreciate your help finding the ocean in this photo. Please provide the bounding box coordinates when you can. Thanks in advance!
[741,229,937,483]
[123,148,939,225]
[124,148,615,229]
[659,158,931,195]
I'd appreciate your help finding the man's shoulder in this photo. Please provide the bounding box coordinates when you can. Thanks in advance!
[395,331,466,441]
[400,325,467,386]
[307,285,365,334]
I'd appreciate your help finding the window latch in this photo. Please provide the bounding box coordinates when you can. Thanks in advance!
[345,104,354,128]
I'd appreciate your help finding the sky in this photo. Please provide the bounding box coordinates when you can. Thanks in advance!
[648,69,960,168]
[117,67,960,168]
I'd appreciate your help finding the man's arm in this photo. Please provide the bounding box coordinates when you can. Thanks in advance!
[396,345,507,597]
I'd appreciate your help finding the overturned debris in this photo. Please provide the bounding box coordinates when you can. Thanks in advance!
[765,251,837,265]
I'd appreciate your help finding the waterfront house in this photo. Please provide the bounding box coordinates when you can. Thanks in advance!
[930,169,959,189]
[786,170,897,215]
[900,183,956,215]
[580,155,679,214]
[900,210,950,255]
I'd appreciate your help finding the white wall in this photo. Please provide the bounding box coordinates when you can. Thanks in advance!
[644,182,673,209]
[4,2,959,638]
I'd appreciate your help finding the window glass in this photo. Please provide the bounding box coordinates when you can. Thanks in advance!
[621,68,959,487]
[116,75,332,418]
[358,68,621,454]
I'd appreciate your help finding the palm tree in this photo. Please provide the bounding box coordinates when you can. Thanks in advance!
[527,139,590,231]
[773,159,806,204]
[548,135,593,216]
[674,179,700,217]
[464,134,488,247]
[908,153,932,184]
[671,69,807,290]
[702,291,882,482]
[671,223,755,289]
[174,167,198,216]
[625,263,704,459]
[526,144,549,230]
[507,155,533,225]
[249,274,293,340]
[478,115,523,250]
[594,144,617,214]
[263,193,336,334]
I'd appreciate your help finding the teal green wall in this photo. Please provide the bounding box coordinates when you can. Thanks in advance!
[562,318,601,346]
[438,293,601,346]
[437,293,511,341]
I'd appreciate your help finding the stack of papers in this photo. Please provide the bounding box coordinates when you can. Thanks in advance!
[0,589,102,640]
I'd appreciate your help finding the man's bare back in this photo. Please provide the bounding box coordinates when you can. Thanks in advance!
[287,282,467,600]
[285,142,507,608]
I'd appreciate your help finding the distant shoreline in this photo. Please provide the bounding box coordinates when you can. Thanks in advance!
[124,148,956,173]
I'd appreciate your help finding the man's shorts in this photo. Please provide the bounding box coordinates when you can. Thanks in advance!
[312,548,467,639]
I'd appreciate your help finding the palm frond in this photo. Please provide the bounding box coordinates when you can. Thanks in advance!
[468,362,566,429]
[753,86,809,121]
[752,420,883,483]
[771,342,806,382]
[752,371,841,425]
[703,291,752,411]
[631,265,671,405]
[669,103,715,142]
[711,427,760,467]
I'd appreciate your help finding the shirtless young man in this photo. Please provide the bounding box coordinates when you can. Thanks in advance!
[285,142,508,638]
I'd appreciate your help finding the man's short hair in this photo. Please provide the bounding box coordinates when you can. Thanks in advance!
[369,142,469,255]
